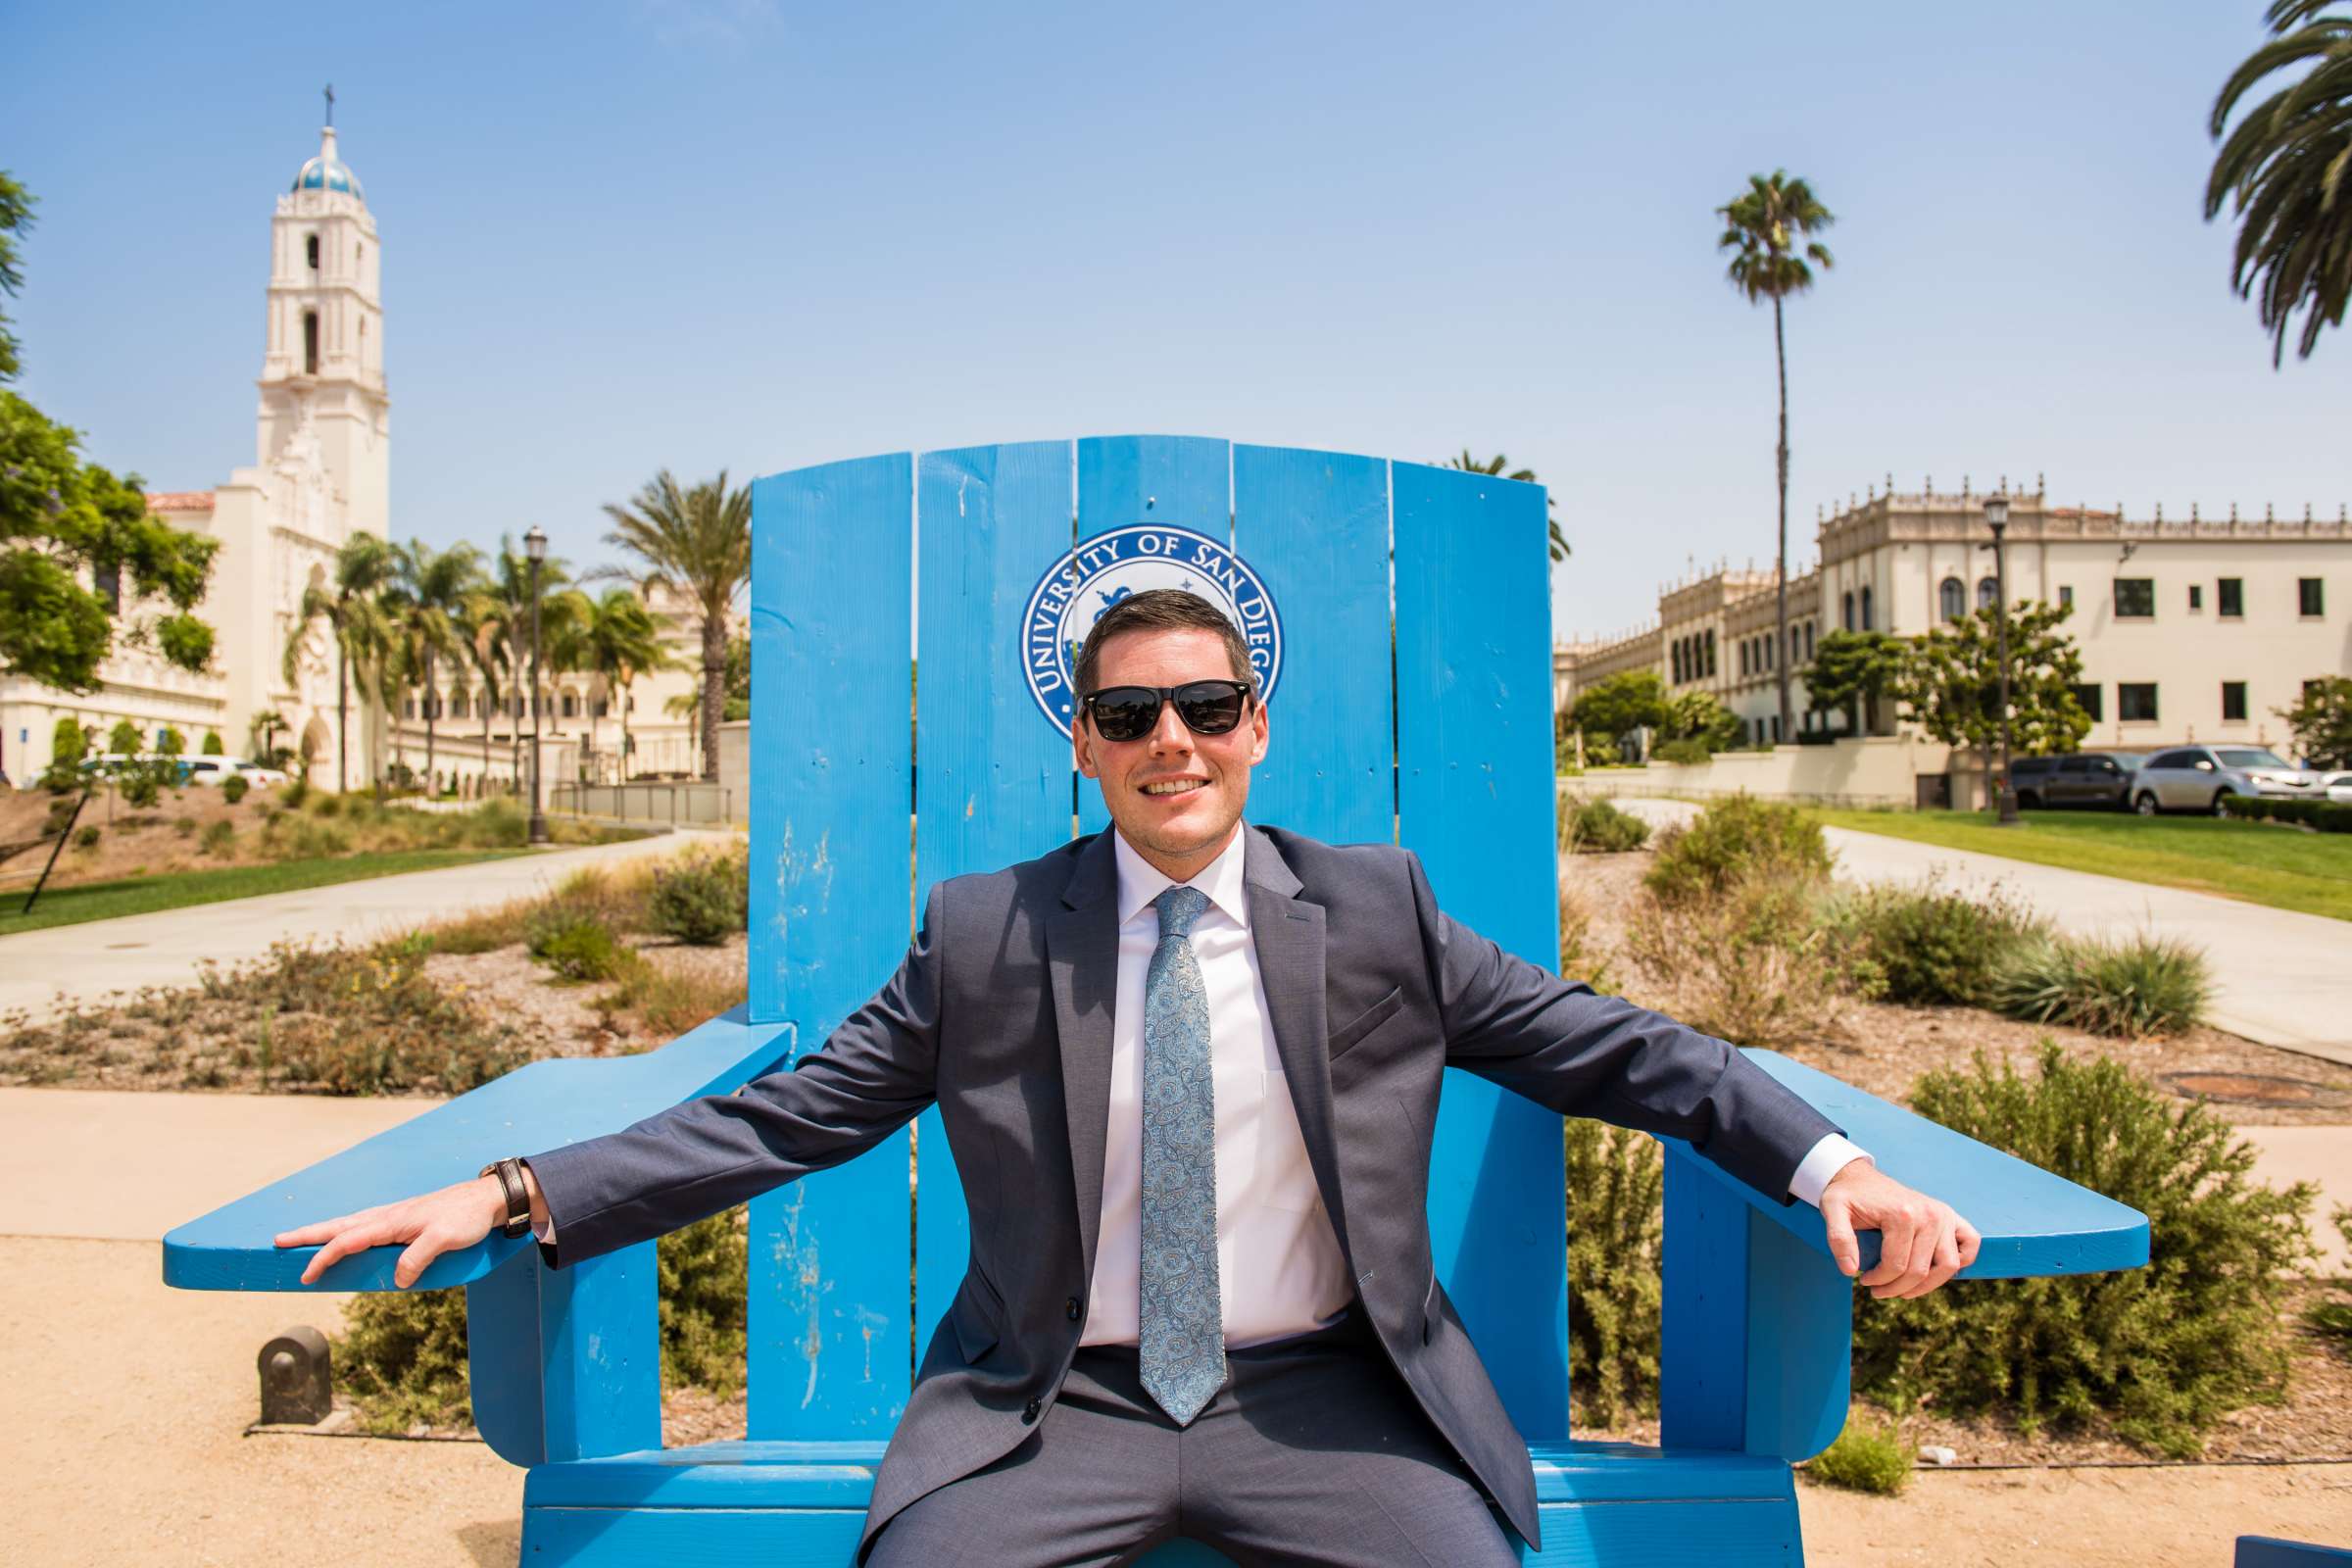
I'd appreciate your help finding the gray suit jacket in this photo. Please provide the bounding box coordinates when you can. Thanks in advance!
[524,824,1841,1556]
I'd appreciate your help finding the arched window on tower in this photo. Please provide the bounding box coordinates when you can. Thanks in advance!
[303,311,319,375]
[1841,590,1855,631]
[1860,585,1875,630]
[1939,576,1965,621]
[1977,575,1998,610]
[306,234,319,270]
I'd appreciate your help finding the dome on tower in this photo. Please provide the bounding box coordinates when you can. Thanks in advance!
[290,127,363,199]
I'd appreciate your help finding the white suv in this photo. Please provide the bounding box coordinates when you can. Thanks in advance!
[2130,745,2326,815]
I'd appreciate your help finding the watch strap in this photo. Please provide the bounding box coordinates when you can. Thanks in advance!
[478,1157,532,1239]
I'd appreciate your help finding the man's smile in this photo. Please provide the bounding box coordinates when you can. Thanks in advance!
[1141,777,1207,797]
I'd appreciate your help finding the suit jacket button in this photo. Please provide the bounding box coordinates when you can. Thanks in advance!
[1064,1297,1082,1322]
[1022,1396,1042,1424]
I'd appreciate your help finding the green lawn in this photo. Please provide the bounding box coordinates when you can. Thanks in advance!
[0,848,537,938]
[1804,807,2352,922]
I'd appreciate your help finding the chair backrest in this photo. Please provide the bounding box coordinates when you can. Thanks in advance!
[743,435,1565,1443]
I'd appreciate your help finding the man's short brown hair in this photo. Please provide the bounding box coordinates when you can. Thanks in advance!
[1073,589,1258,710]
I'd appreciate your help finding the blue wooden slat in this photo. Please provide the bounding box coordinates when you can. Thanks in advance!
[912,439,1077,1358]
[1740,1206,1852,1461]
[1659,1152,1747,1453]
[164,1008,794,1293]
[746,453,917,1441]
[2238,1539,2352,1566]
[1230,443,1391,846]
[1073,435,1231,838]
[1392,458,1569,1441]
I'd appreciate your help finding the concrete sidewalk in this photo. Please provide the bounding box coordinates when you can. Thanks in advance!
[0,826,725,1024]
[1592,797,2352,1070]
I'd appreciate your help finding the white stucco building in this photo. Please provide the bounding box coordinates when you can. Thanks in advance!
[1556,480,2352,761]
[1,121,389,788]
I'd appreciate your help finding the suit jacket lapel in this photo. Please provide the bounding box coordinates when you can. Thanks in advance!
[1048,832,1119,1284]
[1241,828,1350,1255]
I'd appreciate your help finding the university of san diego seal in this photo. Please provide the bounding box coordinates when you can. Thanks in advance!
[1020,524,1284,739]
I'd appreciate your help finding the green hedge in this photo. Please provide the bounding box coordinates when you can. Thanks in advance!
[2220,794,2352,832]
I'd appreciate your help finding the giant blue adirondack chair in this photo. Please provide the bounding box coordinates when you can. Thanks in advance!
[167,437,2150,1566]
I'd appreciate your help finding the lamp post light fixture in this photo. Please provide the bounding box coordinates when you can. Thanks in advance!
[524,525,549,846]
[1983,494,2019,826]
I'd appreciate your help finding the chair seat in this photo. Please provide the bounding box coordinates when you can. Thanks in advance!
[521,1438,1802,1566]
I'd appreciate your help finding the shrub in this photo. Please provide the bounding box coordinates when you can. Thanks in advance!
[1623,870,1878,1048]
[73,824,100,850]
[529,910,624,983]
[1643,795,1832,906]
[2307,1204,2352,1344]
[1852,1043,2318,1456]
[335,1285,472,1434]
[1653,737,1711,765]
[1565,1118,1662,1426]
[200,820,235,857]
[1826,877,2045,1007]
[280,778,310,809]
[1558,796,1649,856]
[172,815,198,837]
[649,850,748,945]
[661,1206,750,1394]
[596,949,751,1037]
[1984,929,2211,1037]
[220,773,250,805]
[1804,1415,1911,1494]
[119,766,161,808]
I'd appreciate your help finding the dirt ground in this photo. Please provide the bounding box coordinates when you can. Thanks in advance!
[0,779,291,889]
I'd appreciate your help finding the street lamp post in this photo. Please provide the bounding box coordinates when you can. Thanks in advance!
[1984,494,2019,826]
[525,526,549,846]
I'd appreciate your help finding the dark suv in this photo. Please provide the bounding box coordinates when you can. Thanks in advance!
[2007,752,2138,811]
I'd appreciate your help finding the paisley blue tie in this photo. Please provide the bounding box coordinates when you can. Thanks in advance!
[1138,883,1223,1425]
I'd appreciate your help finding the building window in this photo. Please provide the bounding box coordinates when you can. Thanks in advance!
[2070,682,2103,721]
[2218,577,2243,617]
[2114,578,2155,617]
[1860,586,1874,630]
[303,311,319,375]
[1939,577,1964,620]
[2188,584,2203,611]
[2058,584,2074,608]
[451,693,467,719]
[2119,682,2159,722]
[403,698,416,719]
[1802,621,1815,660]
[1976,575,1998,610]
[1771,713,1783,743]
[2300,577,2326,616]
[1737,641,1748,677]
[306,234,319,270]
[1704,628,1716,677]
[593,698,609,718]
[93,564,121,615]
[1672,642,1684,684]
[1841,590,1855,631]
[2222,681,2247,722]
[562,694,579,718]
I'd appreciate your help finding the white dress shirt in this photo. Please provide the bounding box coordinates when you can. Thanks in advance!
[536,824,1874,1294]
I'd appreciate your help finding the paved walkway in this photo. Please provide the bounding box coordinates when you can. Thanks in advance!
[0,827,726,1023]
[1592,797,2352,1070]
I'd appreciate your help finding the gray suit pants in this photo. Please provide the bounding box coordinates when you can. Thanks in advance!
[867,1310,1521,1568]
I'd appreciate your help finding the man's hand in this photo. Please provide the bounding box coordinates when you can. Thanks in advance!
[1820,1160,1982,1299]
[271,1174,510,1288]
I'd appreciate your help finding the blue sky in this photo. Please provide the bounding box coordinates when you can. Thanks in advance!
[7,0,2346,644]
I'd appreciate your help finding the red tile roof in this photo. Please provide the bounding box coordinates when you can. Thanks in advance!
[146,491,217,512]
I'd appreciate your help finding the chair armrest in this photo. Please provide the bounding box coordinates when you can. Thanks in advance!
[161,1006,795,1294]
[1658,1049,2150,1464]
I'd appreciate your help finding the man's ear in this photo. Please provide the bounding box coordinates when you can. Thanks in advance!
[1073,719,1099,780]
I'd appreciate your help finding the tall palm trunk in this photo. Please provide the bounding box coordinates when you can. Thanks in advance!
[1773,293,1792,745]
[619,679,633,782]
[422,646,437,793]
[700,611,725,780]
[479,678,495,795]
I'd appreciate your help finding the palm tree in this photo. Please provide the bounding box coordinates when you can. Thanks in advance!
[601,469,752,781]
[386,539,483,795]
[1718,170,1836,747]
[1440,451,1571,563]
[282,532,397,793]
[2207,1,2352,365]
[556,586,674,781]
[456,592,506,795]
[472,536,574,787]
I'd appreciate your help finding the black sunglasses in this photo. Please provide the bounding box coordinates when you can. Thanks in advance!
[1080,680,1254,743]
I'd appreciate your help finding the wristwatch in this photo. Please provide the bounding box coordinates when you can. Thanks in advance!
[478,1157,533,1239]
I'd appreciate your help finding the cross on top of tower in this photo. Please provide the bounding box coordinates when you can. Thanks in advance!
[324,83,334,128]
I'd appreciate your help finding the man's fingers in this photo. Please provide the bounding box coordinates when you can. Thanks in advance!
[1821,1192,1861,1277]
[1856,1208,1911,1288]
[1956,1219,1983,1269]
[274,1215,353,1248]
[395,1231,452,1290]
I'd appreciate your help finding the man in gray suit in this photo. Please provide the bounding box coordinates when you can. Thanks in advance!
[280,589,1978,1566]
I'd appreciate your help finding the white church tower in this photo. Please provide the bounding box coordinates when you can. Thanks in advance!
[189,97,393,787]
